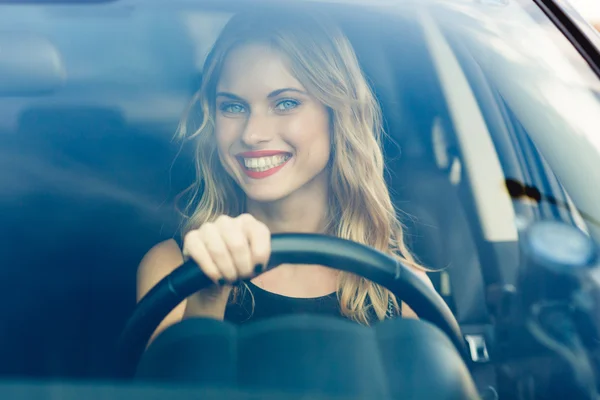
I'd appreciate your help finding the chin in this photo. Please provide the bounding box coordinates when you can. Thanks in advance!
[243,188,290,203]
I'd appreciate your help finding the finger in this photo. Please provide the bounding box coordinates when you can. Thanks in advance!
[200,223,238,282]
[220,218,253,278]
[239,215,271,274]
[183,230,223,284]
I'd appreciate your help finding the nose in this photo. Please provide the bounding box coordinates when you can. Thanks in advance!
[240,110,275,147]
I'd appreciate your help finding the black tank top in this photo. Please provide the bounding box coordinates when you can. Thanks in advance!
[224,282,400,324]
[224,281,345,324]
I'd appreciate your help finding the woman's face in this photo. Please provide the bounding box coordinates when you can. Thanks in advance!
[214,43,331,203]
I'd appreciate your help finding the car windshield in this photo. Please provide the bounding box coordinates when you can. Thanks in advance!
[1,0,600,397]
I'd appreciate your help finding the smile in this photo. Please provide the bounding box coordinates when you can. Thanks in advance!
[236,152,292,179]
[243,154,290,171]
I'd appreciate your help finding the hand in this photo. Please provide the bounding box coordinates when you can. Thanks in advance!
[182,213,271,285]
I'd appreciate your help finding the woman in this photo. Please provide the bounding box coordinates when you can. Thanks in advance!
[137,9,432,341]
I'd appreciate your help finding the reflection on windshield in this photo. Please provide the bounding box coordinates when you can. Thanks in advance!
[430,0,600,241]
[1,1,600,396]
[505,178,600,229]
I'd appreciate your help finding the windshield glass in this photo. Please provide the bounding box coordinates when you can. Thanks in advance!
[0,0,599,396]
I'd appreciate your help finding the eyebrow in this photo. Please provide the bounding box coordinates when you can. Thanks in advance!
[216,87,307,100]
[215,92,245,101]
[267,88,307,98]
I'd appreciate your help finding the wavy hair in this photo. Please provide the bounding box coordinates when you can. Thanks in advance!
[176,9,424,324]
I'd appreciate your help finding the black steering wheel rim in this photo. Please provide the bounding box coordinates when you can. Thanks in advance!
[117,233,469,377]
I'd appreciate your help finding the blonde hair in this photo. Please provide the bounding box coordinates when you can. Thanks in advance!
[176,9,424,324]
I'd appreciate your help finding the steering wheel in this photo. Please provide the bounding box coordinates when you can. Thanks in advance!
[117,233,469,377]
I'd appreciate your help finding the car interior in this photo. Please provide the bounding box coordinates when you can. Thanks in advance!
[0,0,598,398]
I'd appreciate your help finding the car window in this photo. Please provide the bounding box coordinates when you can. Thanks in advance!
[0,0,599,397]
[433,0,600,239]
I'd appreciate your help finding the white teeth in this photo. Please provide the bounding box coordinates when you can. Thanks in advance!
[243,154,290,172]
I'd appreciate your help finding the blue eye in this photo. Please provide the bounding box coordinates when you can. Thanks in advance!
[275,99,300,111]
[220,102,247,114]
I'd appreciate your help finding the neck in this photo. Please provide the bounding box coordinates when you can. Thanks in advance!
[245,170,340,294]
[246,171,330,234]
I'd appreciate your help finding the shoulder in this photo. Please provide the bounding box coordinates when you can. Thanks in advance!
[411,268,434,289]
[140,238,183,266]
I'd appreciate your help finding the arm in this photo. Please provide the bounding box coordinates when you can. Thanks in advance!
[136,239,232,343]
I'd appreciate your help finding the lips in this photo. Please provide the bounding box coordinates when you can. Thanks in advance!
[235,150,292,179]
